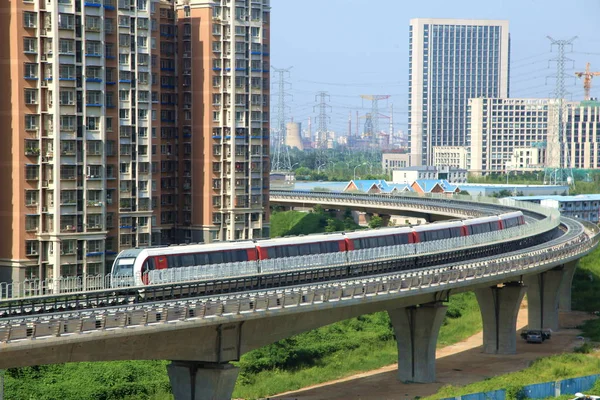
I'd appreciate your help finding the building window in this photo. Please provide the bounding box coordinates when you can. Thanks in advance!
[25,165,39,180]
[24,63,38,79]
[25,114,39,130]
[24,37,37,53]
[25,240,39,256]
[85,40,102,56]
[23,12,37,28]
[25,215,38,231]
[58,14,75,30]
[59,39,74,54]
[87,214,102,229]
[24,89,38,105]
[25,190,39,206]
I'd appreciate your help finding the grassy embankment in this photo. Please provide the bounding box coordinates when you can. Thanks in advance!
[424,244,600,400]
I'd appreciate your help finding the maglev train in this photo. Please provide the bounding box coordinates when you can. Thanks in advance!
[111,211,524,286]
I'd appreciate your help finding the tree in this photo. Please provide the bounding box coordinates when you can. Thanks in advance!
[312,204,325,214]
[325,218,337,232]
[369,215,384,229]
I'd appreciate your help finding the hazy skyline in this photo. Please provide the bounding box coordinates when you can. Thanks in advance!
[270,0,600,136]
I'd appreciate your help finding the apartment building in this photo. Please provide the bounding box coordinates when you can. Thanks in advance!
[176,0,270,243]
[408,19,510,166]
[469,98,600,175]
[0,0,270,282]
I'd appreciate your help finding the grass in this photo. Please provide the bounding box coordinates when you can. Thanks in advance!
[232,292,482,399]
[424,354,600,400]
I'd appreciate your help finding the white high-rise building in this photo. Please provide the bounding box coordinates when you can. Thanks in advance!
[408,18,510,166]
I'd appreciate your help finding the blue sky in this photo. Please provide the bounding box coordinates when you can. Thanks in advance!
[269,0,600,136]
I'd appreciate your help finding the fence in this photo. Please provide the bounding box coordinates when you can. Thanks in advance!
[441,374,600,400]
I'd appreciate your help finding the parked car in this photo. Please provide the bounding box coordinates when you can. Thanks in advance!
[520,329,551,343]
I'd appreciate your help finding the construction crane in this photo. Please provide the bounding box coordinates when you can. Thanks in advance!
[575,62,600,101]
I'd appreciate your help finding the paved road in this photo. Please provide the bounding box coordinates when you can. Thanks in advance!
[272,305,592,400]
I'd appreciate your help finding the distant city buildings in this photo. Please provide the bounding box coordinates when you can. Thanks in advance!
[382,152,411,173]
[0,0,271,281]
[469,98,600,174]
[408,18,510,166]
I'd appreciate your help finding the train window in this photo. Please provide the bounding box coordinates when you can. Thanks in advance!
[288,246,299,257]
[267,248,277,259]
[234,250,248,262]
[310,243,320,254]
[209,251,224,264]
[195,253,209,266]
[167,255,181,268]
[181,254,195,267]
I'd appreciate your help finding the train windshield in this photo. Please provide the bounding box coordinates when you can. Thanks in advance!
[113,257,135,276]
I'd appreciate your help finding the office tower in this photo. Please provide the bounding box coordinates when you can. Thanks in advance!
[0,0,271,282]
[408,18,510,166]
[176,0,270,243]
[469,98,600,174]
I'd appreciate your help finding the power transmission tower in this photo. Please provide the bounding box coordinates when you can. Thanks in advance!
[314,91,331,170]
[544,36,577,186]
[360,95,391,145]
[271,66,293,172]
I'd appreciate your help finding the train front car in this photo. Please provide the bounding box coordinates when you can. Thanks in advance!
[110,248,145,288]
[140,241,258,285]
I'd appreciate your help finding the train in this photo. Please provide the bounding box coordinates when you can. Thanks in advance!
[110,211,525,287]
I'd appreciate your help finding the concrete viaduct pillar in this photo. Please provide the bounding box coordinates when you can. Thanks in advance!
[388,302,447,383]
[558,261,578,312]
[523,268,566,331]
[475,282,526,354]
[167,361,238,400]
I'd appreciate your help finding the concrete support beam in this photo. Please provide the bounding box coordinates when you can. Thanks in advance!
[475,283,526,354]
[379,214,391,227]
[524,269,565,331]
[558,261,578,312]
[167,361,239,400]
[388,302,447,383]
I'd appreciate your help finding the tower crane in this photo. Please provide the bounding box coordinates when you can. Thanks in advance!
[575,62,600,101]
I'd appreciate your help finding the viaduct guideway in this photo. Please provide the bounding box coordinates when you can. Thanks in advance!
[0,192,596,400]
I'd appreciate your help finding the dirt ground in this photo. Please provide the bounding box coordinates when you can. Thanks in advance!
[271,303,595,400]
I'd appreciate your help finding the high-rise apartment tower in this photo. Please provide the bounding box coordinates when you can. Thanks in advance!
[408,18,510,166]
[176,0,270,243]
[0,0,270,282]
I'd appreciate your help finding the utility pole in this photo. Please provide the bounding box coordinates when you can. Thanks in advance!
[360,95,391,145]
[314,91,331,170]
[544,36,577,186]
[271,66,293,171]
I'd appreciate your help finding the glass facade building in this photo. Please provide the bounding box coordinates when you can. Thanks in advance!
[408,19,510,166]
